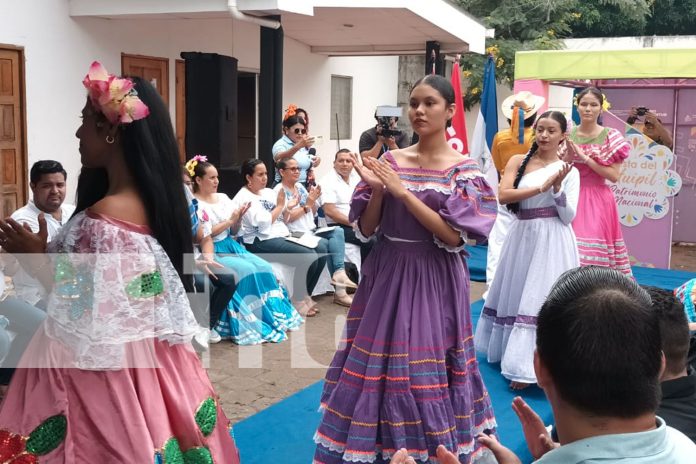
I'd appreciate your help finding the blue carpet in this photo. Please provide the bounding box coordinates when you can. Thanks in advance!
[234,265,696,464]
[466,245,488,282]
[466,244,696,288]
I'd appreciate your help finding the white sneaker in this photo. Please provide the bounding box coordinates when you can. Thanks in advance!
[192,328,210,352]
[208,329,222,344]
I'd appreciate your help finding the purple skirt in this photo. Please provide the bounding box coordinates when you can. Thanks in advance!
[314,237,496,464]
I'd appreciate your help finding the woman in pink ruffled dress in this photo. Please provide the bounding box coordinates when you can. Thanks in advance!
[0,62,239,463]
[567,87,632,275]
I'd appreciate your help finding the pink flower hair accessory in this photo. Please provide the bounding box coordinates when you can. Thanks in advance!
[82,61,150,125]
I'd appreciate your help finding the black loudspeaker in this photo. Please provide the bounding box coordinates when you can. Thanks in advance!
[181,52,238,172]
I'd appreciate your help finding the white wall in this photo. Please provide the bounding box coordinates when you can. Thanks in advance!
[1,0,399,199]
[0,0,253,203]
[282,37,399,180]
[564,35,696,51]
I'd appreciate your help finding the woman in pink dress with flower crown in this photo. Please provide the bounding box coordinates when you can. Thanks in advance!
[0,62,239,463]
[566,87,632,275]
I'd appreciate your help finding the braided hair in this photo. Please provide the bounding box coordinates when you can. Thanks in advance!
[506,110,567,214]
[506,141,538,214]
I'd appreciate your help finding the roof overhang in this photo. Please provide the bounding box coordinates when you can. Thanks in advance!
[69,0,487,56]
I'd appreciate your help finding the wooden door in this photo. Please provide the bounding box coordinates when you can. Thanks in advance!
[175,59,186,162]
[0,47,26,218]
[121,54,169,107]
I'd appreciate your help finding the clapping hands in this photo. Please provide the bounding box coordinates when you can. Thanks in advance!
[230,202,251,224]
[306,185,322,208]
[350,152,383,191]
[350,154,407,199]
[540,163,572,194]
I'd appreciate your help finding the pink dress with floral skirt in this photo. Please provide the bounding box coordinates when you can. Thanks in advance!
[570,126,632,275]
[0,211,240,463]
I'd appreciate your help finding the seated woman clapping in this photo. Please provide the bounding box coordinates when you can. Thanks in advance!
[232,159,329,317]
[187,156,303,344]
[274,158,357,307]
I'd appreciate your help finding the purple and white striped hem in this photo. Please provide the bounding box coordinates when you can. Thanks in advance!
[482,306,538,327]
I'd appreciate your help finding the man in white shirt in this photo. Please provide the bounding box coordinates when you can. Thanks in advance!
[6,160,75,307]
[319,149,373,261]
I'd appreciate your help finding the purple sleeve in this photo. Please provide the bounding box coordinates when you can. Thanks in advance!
[348,181,378,241]
[437,176,497,250]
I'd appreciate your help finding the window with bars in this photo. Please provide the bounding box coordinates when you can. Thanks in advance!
[330,75,352,140]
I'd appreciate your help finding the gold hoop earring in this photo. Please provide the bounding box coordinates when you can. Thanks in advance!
[106,135,115,144]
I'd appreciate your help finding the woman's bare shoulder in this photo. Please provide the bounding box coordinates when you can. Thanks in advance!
[90,193,148,226]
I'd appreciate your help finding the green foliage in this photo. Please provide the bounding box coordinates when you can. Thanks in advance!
[569,0,651,37]
[454,0,694,108]
[456,0,571,108]
[646,0,696,35]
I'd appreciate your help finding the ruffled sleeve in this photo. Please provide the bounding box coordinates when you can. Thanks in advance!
[44,212,200,370]
[348,181,379,242]
[551,166,580,225]
[436,168,498,252]
[594,128,630,166]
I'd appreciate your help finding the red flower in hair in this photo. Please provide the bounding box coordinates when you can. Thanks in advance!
[283,104,298,121]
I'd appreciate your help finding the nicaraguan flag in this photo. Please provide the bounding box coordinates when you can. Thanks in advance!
[469,55,499,193]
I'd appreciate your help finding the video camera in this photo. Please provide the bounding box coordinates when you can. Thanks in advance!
[627,106,651,125]
[375,105,402,138]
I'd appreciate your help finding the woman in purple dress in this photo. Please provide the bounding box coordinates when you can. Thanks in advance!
[313,75,498,464]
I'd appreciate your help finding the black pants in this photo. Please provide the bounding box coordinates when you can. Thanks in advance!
[193,270,238,329]
[245,237,326,300]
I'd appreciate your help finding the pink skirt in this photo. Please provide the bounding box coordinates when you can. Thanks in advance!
[0,330,240,463]
[572,183,632,276]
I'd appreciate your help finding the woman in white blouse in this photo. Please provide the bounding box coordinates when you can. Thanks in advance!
[274,158,356,307]
[190,158,303,343]
[233,159,333,316]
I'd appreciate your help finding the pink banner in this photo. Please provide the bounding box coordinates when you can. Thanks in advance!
[602,109,681,268]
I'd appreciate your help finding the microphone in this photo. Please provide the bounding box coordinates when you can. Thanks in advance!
[308,148,316,157]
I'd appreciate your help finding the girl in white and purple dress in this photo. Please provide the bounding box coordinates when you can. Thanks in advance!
[314,75,498,464]
[475,111,580,390]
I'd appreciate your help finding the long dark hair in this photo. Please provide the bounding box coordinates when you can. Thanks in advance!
[74,77,194,291]
[506,111,567,214]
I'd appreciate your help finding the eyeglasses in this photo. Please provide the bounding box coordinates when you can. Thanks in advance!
[283,167,300,172]
[293,128,307,135]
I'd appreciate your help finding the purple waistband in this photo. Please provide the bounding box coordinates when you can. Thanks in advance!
[517,207,559,220]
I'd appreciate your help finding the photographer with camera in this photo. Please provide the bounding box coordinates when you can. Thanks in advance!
[359,106,410,159]
[627,106,673,150]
